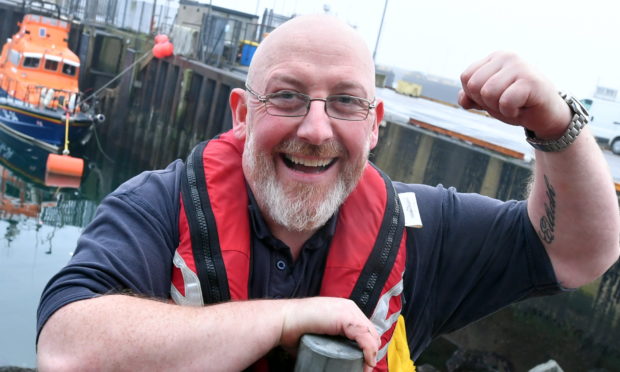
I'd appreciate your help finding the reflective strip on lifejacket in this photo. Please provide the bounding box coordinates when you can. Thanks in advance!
[170,251,204,306]
[371,278,404,362]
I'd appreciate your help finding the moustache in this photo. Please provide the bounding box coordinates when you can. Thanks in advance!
[275,139,345,158]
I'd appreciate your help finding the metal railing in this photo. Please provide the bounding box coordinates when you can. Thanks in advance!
[0,74,83,113]
[54,0,177,35]
[196,15,276,67]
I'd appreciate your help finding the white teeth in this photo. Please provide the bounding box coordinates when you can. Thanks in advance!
[285,154,333,167]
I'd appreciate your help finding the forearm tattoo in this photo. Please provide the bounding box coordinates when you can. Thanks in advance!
[539,175,556,244]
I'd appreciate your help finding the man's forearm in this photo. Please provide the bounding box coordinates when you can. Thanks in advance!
[37,295,380,371]
[527,128,620,288]
[457,51,619,289]
[37,295,287,371]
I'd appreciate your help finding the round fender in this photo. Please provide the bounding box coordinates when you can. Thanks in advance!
[154,34,169,44]
[46,153,84,177]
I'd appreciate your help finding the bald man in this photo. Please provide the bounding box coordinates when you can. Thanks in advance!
[37,15,619,371]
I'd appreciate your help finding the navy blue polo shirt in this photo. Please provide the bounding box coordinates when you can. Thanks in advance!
[247,189,337,299]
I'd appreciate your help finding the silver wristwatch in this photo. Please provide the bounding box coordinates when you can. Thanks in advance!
[525,92,589,152]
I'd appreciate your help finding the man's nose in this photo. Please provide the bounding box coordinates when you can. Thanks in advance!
[296,100,334,145]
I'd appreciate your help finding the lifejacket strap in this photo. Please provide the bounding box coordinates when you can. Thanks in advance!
[349,164,405,318]
[181,141,230,303]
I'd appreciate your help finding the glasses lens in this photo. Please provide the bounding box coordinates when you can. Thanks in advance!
[266,91,309,116]
[326,95,369,120]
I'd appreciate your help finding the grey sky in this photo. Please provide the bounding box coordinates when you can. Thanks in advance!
[205,0,619,99]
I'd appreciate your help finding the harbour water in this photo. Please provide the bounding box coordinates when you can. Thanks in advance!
[0,220,83,367]
[0,141,102,367]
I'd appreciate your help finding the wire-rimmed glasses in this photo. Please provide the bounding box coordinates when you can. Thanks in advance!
[245,83,376,121]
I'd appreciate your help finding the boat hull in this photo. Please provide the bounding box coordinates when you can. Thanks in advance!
[0,93,93,148]
[0,120,51,185]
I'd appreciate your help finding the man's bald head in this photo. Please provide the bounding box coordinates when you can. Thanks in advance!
[247,14,375,92]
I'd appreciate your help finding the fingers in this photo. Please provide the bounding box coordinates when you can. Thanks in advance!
[460,53,492,85]
[280,298,381,368]
[497,79,531,119]
[462,55,504,107]
[460,54,495,108]
[342,322,380,368]
[459,51,560,128]
[461,52,520,113]
[457,90,482,110]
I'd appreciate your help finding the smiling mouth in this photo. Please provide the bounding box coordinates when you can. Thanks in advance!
[281,153,338,173]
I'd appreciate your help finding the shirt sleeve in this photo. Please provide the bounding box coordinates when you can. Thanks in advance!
[395,182,563,360]
[36,160,184,339]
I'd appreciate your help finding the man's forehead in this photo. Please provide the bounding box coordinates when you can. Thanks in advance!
[248,15,374,88]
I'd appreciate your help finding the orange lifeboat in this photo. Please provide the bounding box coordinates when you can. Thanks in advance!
[0,5,99,148]
[0,13,80,110]
[0,4,98,188]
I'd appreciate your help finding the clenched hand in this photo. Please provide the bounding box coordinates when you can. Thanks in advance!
[458,51,571,139]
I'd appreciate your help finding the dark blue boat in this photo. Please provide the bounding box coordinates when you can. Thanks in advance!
[0,92,95,150]
[0,8,101,153]
[0,118,55,186]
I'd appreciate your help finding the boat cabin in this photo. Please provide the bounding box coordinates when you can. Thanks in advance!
[0,13,80,111]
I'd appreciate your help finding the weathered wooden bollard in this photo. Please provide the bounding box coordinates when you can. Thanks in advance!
[294,334,364,372]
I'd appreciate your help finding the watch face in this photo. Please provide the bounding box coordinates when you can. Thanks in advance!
[564,93,590,118]
[574,100,589,117]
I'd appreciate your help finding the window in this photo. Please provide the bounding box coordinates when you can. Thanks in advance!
[61,63,77,76]
[23,57,40,68]
[8,50,20,66]
[44,59,59,71]
[39,27,46,37]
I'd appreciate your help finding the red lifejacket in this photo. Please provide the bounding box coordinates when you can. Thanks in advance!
[171,130,407,371]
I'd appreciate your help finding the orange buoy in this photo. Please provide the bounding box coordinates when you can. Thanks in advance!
[45,153,84,188]
[153,40,174,59]
[154,34,169,44]
[162,41,174,56]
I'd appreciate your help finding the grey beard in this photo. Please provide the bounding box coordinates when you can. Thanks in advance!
[242,132,367,232]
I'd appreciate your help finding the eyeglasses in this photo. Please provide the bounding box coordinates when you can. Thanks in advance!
[245,83,376,121]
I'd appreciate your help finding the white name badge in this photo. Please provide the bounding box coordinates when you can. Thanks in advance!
[398,192,423,228]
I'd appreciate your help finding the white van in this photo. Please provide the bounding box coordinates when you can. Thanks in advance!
[581,97,620,154]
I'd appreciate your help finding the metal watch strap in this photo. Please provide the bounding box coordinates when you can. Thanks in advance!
[525,92,589,152]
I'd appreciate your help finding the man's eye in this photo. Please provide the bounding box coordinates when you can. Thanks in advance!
[336,96,353,104]
[331,96,363,106]
[272,91,299,100]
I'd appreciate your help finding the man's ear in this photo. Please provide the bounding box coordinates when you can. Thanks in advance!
[369,99,384,149]
[230,88,247,140]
